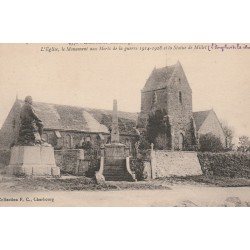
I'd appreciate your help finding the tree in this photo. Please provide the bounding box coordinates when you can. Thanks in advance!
[146,109,168,149]
[238,136,250,152]
[199,133,224,152]
[221,121,234,150]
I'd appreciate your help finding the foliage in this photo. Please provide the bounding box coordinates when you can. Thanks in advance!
[138,136,151,150]
[130,158,146,181]
[238,136,250,152]
[199,133,224,152]
[85,155,100,178]
[221,121,234,150]
[75,141,100,177]
[146,109,169,149]
[155,135,168,150]
[198,152,250,178]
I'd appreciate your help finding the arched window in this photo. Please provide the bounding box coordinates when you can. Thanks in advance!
[178,133,184,151]
[12,119,16,129]
[152,91,157,105]
[179,91,182,104]
[64,134,73,149]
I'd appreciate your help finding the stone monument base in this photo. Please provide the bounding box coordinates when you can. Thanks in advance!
[6,146,60,177]
[102,143,136,181]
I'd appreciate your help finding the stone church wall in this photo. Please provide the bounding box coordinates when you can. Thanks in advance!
[167,68,194,149]
[141,88,167,115]
[0,101,21,149]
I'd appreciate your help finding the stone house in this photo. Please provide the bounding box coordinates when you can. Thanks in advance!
[193,109,226,147]
[0,99,139,151]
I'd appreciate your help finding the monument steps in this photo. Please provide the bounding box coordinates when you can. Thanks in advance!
[98,100,135,182]
[103,165,134,181]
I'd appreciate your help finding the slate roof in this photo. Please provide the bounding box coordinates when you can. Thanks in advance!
[16,100,138,135]
[193,110,211,131]
[86,110,138,135]
[142,62,179,92]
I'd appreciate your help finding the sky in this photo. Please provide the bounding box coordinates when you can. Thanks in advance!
[0,43,249,138]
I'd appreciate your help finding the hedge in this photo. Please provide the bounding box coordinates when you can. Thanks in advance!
[198,152,250,178]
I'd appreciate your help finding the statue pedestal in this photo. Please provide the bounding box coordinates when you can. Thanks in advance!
[6,146,60,177]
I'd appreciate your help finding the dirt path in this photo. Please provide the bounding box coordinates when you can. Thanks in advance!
[1,185,249,207]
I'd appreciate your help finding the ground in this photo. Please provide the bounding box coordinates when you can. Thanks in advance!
[0,175,250,206]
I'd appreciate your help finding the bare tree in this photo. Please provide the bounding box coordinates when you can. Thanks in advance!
[221,120,234,150]
[238,136,250,152]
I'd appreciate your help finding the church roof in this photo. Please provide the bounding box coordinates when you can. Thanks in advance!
[16,100,138,135]
[193,110,211,131]
[142,62,179,92]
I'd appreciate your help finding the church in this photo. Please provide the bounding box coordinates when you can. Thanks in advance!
[137,61,226,150]
[0,61,226,152]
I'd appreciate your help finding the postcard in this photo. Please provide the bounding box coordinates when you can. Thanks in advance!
[0,43,249,207]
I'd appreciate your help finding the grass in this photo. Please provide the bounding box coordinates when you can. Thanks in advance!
[155,175,250,187]
[1,174,250,193]
[0,176,170,192]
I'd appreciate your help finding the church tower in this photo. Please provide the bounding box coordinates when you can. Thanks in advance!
[137,61,197,150]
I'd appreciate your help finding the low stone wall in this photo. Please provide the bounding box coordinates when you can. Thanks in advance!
[198,152,250,178]
[55,149,89,175]
[0,149,11,174]
[0,149,11,166]
[152,150,202,177]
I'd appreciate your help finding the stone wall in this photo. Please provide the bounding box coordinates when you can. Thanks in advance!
[0,149,11,173]
[141,89,168,115]
[167,67,194,150]
[43,130,109,150]
[152,150,202,177]
[54,149,89,175]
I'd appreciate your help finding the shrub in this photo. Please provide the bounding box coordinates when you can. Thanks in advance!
[198,152,250,178]
[199,133,224,152]
[130,158,146,181]
[138,136,151,150]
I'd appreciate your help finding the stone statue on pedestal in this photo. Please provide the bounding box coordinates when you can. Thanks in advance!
[6,96,60,177]
[17,96,44,146]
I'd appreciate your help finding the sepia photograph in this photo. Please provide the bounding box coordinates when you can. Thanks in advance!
[0,43,250,207]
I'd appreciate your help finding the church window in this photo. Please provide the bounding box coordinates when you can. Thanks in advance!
[152,91,157,105]
[65,134,73,148]
[12,119,16,128]
[179,91,182,104]
[179,78,181,84]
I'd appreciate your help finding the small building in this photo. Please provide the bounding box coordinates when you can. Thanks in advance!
[193,109,226,147]
[0,99,139,151]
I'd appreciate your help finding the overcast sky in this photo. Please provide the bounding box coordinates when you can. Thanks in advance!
[0,43,249,138]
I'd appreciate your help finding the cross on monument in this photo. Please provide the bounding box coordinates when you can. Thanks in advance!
[111,99,119,143]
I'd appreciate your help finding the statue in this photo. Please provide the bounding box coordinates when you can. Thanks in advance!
[17,96,44,146]
[6,96,60,177]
